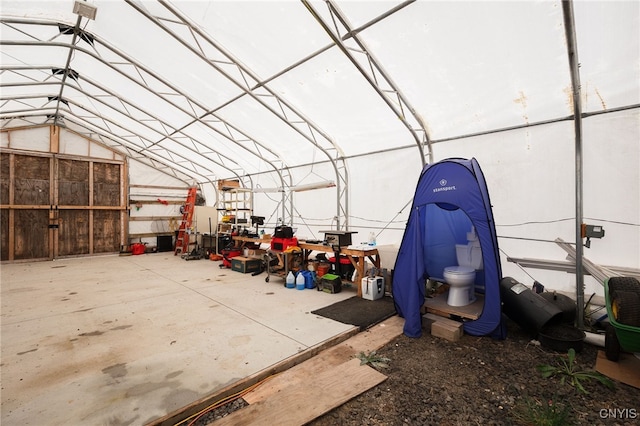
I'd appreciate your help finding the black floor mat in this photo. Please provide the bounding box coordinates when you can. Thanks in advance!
[311,296,397,331]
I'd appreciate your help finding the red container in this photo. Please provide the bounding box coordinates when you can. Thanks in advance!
[329,256,355,279]
[317,262,331,277]
[221,249,242,268]
[329,256,352,266]
[270,237,298,252]
[131,243,146,255]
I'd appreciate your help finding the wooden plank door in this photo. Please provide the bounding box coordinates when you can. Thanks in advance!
[1,152,125,261]
[91,162,122,254]
[9,153,51,261]
[57,158,90,257]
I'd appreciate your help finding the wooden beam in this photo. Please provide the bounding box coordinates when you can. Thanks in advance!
[89,162,94,255]
[0,204,127,210]
[129,184,190,190]
[129,199,184,205]
[8,154,14,260]
[50,156,56,260]
[49,125,59,154]
[128,216,180,222]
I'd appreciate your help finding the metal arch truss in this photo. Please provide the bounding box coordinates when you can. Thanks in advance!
[2,116,197,186]
[3,92,229,184]
[304,0,433,166]
[0,17,300,201]
[134,0,350,230]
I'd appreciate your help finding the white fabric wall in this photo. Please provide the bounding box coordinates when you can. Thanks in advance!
[251,109,639,297]
[3,114,637,297]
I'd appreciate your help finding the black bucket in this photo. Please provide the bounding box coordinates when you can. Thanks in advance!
[538,324,585,352]
[500,277,563,335]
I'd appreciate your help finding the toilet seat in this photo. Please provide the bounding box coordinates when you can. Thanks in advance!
[444,266,475,275]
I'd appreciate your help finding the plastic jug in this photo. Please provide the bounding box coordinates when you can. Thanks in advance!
[296,272,305,290]
[286,271,295,289]
[304,270,316,289]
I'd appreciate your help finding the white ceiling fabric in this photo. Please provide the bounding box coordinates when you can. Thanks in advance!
[1,1,639,294]
[2,0,638,179]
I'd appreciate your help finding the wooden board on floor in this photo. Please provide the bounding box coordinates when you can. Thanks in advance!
[423,292,483,320]
[151,327,362,426]
[595,350,640,389]
[211,358,387,426]
[243,315,404,405]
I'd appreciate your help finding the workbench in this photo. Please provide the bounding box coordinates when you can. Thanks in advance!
[229,236,382,296]
[231,235,271,249]
[298,242,380,297]
[232,235,299,281]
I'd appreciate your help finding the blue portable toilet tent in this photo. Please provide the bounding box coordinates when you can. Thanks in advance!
[393,157,504,338]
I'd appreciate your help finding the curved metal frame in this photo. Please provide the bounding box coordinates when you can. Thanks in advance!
[303,0,433,166]
[136,0,349,229]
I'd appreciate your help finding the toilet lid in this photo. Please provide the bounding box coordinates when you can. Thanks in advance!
[444,266,475,275]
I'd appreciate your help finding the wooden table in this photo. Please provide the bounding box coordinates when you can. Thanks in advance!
[298,242,380,297]
[231,235,271,249]
[232,236,299,280]
[230,237,382,296]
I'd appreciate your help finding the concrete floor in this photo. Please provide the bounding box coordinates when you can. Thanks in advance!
[1,253,358,425]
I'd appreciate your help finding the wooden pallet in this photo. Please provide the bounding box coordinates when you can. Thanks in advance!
[423,291,484,320]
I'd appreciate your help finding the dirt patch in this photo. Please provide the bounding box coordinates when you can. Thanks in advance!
[307,319,639,426]
[196,318,638,425]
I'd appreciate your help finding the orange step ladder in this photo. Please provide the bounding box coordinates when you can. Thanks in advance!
[174,187,197,256]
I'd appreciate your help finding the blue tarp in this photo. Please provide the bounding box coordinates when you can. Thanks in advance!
[392,158,504,338]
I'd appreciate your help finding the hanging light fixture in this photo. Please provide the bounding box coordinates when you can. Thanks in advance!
[252,187,284,193]
[251,181,335,193]
[289,181,336,192]
[73,1,97,20]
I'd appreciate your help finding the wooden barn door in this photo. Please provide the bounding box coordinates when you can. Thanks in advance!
[56,158,90,257]
[89,162,122,254]
[0,153,51,261]
[56,159,122,256]
[1,152,125,261]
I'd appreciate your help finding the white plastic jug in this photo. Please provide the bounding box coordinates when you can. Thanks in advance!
[286,271,295,289]
[296,272,305,290]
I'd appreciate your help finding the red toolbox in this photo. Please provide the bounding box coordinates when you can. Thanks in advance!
[270,237,298,252]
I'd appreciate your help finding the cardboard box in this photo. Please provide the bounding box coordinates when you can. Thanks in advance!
[247,248,266,257]
[218,179,240,190]
[231,256,262,274]
[218,223,232,233]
